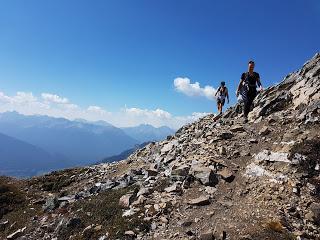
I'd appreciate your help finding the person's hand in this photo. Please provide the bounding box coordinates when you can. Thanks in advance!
[236,91,239,97]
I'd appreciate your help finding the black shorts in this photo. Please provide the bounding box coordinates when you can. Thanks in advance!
[217,98,225,106]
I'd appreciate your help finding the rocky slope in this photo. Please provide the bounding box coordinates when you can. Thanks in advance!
[0,53,319,240]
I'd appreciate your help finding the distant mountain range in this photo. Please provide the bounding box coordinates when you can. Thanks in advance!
[0,111,175,177]
[122,124,174,143]
[0,132,60,178]
[101,142,151,164]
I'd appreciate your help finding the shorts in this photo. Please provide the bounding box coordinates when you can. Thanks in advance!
[217,98,225,106]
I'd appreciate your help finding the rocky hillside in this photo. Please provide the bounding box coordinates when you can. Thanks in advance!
[0,53,319,240]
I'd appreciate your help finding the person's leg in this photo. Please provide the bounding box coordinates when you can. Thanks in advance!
[243,91,256,122]
[221,99,225,113]
[217,99,222,114]
[243,95,250,119]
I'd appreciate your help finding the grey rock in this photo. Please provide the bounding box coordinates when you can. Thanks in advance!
[217,168,234,182]
[259,126,271,136]
[58,196,74,202]
[100,180,118,191]
[178,220,193,227]
[219,132,234,140]
[164,183,182,193]
[188,196,210,206]
[119,193,134,208]
[6,227,26,240]
[191,166,219,186]
[219,146,227,155]
[308,203,320,225]
[230,125,245,132]
[66,218,82,228]
[200,231,214,240]
[0,220,9,231]
[42,196,59,212]
[171,164,190,177]
[137,187,150,197]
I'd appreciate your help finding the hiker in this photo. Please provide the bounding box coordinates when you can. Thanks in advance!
[236,60,263,123]
[215,81,229,114]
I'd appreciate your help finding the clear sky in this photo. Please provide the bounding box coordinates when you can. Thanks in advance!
[0,0,319,128]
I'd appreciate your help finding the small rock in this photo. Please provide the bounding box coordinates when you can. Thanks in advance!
[132,195,146,206]
[164,184,181,193]
[124,230,136,237]
[186,230,195,236]
[205,186,217,195]
[259,126,271,136]
[94,225,102,231]
[42,196,59,212]
[145,168,158,177]
[160,217,169,224]
[219,132,234,140]
[0,220,9,231]
[119,194,134,208]
[6,227,26,240]
[82,225,93,235]
[136,187,150,197]
[248,139,258,144]
[219,146,227,155]
[171,164,190,177]
[66,218,82,228]
[217,168,235,182]
[200,231,214,240]
[230,125,245,132]
[308,203,320,225]
[58,196,74,202]
[191,166,219,186]
[188,196,210,206]
[178,219,193,227]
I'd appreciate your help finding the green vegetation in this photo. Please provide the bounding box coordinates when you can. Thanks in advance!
[58,186,150,239]
[0,177,26,219]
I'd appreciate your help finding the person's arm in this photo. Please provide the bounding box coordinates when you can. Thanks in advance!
[236,73,245,96]
[215,87,220,96]
[236,79,243,96]
[256,73,263,90]
[226,88,230,103]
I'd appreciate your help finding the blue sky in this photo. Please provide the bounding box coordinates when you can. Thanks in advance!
[0,0,319,128]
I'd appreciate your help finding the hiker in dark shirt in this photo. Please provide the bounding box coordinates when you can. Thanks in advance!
[215,81,229,114]
[236,60,263,123]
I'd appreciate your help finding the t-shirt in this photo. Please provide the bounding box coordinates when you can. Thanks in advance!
[217,86,228,99]
[241,72,260,89]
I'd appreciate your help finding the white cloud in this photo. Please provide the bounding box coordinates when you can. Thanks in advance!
[41,93,69,104]
[174,77,217,100]
[87,106,109,115]
[0,90,210,129]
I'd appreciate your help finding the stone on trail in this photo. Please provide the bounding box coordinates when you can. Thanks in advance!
[42,196,59,212]
[259,126,271,136]
[171,164,190,177]
[119,193,134,208]
[219,146,227,155]
[6,227,26,240]
[217,168,234,182]
[230,125,245,132]
[255,150,290,163]
[191,166,219,186]
[188,196,210,206]
[200,230,214,240]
